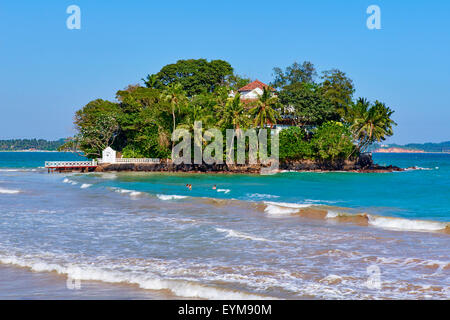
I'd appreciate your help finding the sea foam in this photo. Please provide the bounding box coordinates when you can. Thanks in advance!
[157,194,188,201]
[0,255,267,300]
[0,188,20,194]
[215,228,273,242]
[367,215,447,232]
[263,201,312,215]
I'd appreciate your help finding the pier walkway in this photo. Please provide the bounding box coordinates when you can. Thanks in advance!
[45,160,98,173]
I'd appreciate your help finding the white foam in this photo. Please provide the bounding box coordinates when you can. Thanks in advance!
[110,188,143,198]
[247,193,280,199]
[368,215,447,232]
[326,210,339,218]
[263,201,312,215]
[404,166,433,171]
[0,168,36,172]
[80,184,92,189]
[63,178,77,185]
[113,188,133,194]
[215,228,272,242]
[157,194,188,201]
[217,189,230,194]
[0,188,20,194]
[0,255,267,300]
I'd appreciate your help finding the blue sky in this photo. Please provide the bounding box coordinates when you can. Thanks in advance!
[0,0,449,144]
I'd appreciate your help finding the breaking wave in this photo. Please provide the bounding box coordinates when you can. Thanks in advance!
[157,194,188,201]
[109,187,142,197]
[215,228,273,242]
[367,215,448,232]
[63,178,77,185]
[0,188,21,194]
[263,201,313,215]
[325,209,449,233]
[0,254,267,300]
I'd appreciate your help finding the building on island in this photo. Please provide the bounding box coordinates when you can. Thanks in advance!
[229,80,277,101]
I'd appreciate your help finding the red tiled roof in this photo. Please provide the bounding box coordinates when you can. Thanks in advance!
[238,80,276,92]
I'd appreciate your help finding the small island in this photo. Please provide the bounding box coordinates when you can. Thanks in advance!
[58,59,399,173]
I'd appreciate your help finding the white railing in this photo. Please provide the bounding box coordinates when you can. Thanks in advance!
[97,158,160,164]
[45,160,97,168]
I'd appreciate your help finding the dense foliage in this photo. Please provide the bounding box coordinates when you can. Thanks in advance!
[0,139,65,151]
[65,59,397,162]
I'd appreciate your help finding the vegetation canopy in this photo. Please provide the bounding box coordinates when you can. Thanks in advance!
[63,59,396,163]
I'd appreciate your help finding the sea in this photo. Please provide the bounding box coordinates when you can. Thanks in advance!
[0,152,448,299]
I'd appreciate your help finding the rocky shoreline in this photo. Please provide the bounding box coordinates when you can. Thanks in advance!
[95,154,405,174]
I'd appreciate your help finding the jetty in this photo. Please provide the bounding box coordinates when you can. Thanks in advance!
[44,147,160,173]
[45,160,98,173]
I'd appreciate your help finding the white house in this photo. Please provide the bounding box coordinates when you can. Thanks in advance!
[231,80,277,101]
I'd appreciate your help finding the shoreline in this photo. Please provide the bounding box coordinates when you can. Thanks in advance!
[94,162,405,174]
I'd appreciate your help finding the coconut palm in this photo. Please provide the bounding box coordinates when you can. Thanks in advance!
[217,93,250,131]
[348,98,396,152]
[160,83,187,133]
[249,87,281,128]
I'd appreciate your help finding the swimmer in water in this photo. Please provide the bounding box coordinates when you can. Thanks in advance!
[212,185,217,190]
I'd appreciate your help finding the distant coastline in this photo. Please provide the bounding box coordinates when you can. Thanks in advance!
[373,147,450,154]
[372,141,450,154]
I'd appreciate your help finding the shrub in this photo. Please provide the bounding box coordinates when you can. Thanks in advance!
[279,127,314,160]
[311,121,356,161]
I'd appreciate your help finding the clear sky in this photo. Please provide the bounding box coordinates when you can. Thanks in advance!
[0,0,449,144]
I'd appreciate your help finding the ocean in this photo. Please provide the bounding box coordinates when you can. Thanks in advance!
[0,152,448,299]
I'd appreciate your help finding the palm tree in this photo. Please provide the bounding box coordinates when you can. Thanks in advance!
[217,93,249,131]
[249,87,280,128]
[348,98,396,152]
[160,83,187,134]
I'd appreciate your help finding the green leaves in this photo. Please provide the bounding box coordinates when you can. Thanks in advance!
[69,59,395,163]
[278,82,339,126]
[249,87,281,128]
[346,98,397,152]
[279,127,313,160]
[149,59,234,96]
[312,121,356,161]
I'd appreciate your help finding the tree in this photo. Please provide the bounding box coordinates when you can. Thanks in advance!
[346,98,397,152]
[272,61,317,89]
[319,69,355,116]
[71,99,121,158]
[226,74,251,91]
[217,93,250,131]
[150,59,233,96]
[160,83,188,134]
[142,74,162,89]
[249,87,281,128]
[278,83,339,126]
[279,127,313,160]
[311,121,356,161]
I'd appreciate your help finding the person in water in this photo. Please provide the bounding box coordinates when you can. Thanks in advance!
[212,185,217,190]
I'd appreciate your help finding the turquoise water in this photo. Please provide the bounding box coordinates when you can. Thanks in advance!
[0,152,448,299]
[3,152,448,222]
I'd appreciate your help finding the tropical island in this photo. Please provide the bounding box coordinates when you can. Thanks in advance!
[59,58,399,173]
